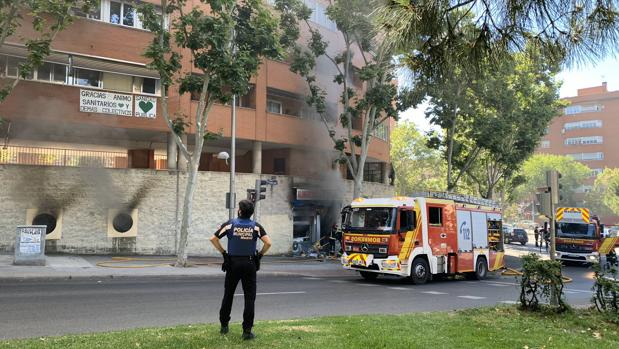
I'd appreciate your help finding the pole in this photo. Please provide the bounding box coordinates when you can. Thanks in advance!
[228,94,237,219]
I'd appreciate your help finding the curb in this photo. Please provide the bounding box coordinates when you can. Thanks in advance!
[0,270,345,282]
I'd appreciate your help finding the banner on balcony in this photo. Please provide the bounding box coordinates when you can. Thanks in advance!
[134,95,157,118]
[79,89,133,117]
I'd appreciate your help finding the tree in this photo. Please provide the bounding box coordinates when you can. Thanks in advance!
[140,0,302,266]
[375,1,619,69]
[288,0,409,198]
[460,51,564,199]
[390,121,445,195]
[512,154,591,207]
[588,168,619,216]
[0,0,97,126]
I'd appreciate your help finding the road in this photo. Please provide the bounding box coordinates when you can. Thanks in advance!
[0,252,597,340]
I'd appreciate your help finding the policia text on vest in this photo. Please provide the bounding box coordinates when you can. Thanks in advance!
[210,199,272,340]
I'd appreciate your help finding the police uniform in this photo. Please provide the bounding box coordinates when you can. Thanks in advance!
[214,217,267,332]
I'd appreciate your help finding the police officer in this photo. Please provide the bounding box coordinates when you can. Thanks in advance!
[210,199,271,340]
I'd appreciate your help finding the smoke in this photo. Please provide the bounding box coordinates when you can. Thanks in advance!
[81,168,156,212]
[9,166,83,211]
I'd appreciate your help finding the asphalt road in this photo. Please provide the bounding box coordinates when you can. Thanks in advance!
[0,256,597,340]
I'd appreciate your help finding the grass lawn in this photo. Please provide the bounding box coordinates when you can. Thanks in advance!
[1,307,618,349]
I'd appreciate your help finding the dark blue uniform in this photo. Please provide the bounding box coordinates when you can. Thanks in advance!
[214,218,267,331]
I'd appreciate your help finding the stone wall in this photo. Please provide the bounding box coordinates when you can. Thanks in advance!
[0,165,394,255]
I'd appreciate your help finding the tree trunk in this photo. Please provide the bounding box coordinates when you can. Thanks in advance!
[353,177,362,200]
[175,159,199,267]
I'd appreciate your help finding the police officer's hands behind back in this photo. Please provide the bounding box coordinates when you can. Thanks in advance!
[255,250,263,271]
[221,251,231,272]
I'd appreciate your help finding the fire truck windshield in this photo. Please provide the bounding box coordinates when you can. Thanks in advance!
[348,207,395,232]
[557,223,596,239]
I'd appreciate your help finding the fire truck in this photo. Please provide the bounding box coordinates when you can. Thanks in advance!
[555,207,619,264]
[340,192,505,284]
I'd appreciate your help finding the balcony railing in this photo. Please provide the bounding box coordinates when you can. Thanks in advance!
[0,146,168,170]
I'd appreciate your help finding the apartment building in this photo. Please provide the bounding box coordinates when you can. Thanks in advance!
[0,0,393,255]
[537,82,619,224]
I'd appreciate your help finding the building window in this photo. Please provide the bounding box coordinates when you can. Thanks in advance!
[141,78,157,94]
[540,140,550,148]
[564,120,603,131]
[74,68,101,88]
[564,136,603,146]
[428,207,442,226]
[363,162,383,183]
[35,62,67,83]
[72,2,101,20]
[569,152,604,161]
[564,104,601,115]
[102,72,133,92]
[373,122,389,141]
[591,168,603,177]
[6,56,22,77]
[273,158,286,175]
[267,100,283,114]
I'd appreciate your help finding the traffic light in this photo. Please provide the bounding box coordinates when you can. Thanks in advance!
[247,189,256,202]
[255,179,267,201]
[536,191,552,218]
[546,170,563,204]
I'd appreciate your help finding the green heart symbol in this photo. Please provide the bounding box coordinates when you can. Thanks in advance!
[139,101,154,113]
[118,103,124,108]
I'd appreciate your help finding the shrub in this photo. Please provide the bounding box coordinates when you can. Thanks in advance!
[591,262,619,322]
[519,253,568,312]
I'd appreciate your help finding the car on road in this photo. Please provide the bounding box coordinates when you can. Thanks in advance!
[505,228,528,245]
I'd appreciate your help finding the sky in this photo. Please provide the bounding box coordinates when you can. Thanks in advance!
[400,55,619,132]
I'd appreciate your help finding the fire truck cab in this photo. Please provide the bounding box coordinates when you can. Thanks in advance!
[555,207,618,264]
[341,192,505,284]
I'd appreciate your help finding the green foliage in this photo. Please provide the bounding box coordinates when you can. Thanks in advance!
[0,0,98,104]
[519,253,568,313]
[171,117,189,136]
[288,0,405,196]
[375,1,619,72]
[390,122,445,194]
[591,262,619,322]
[512,154,591,206]
[588,168,619,216]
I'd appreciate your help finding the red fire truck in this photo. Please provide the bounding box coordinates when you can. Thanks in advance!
[340,192,505,284]
[555,207,619,264]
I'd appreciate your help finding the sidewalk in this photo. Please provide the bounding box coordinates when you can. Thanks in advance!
[0,254,349,281]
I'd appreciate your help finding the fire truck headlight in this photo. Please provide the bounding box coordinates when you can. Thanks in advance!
[588,255,599,262]
[555,252,560,258]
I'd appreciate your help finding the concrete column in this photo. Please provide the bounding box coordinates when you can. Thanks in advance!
[383,162,390,185]
[167,132,178,170]
[252,141,262,174]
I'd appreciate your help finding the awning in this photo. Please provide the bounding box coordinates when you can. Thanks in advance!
[0,44,160,79]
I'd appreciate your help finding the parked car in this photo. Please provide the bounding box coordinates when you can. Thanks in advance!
[505,228,528,245]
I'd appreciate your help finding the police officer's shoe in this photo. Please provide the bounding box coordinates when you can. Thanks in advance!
[220,325,229,335]
[242,330,255,340]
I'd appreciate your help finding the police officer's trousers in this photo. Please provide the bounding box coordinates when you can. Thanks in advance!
[219,256,257,331]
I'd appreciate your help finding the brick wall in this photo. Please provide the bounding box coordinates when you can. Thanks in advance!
[0,165,393,255]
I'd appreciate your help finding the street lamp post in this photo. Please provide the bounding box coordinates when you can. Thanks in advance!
[228,94,237,219]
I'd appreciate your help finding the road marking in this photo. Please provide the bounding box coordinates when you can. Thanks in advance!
[360,283,380,287]
[487,283,511,287]
[422,291,448,295]
[388,287,409,291]
[329,280,347,283]
[234,291,306,297]
[458,295,486,300]
[302,277,321,280]
[564,289,591,294]
[500,300,518,304]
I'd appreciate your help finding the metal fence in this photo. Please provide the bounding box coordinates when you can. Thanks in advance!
[0,146,168,170]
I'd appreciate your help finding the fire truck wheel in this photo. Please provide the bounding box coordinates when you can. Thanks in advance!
[410,258,430,285]
[474,257,488,280]
[359,271,378,281]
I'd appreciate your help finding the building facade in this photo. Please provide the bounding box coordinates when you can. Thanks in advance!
[537,82,619,223]
[0,0,394,255]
